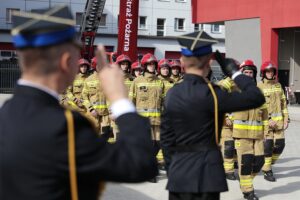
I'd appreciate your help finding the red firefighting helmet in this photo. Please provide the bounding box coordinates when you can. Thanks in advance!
[170,60,182,73]
[260,61,277,77]
[91,57,97,70]
[240,59,257,72]
[131,61,141,70]
[240,59,257,78]
[158,59,171,73]
[141,53,158,68]
[116,54,132,65]
[78,58,90,67]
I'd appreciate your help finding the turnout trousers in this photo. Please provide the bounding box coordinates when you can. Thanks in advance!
[220,129,236,173]
[235,138,264,192]
[151,125,164,164]
[262,129,285,171]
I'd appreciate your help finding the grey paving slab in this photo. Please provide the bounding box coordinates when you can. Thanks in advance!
[0,94,12,107]
[103,105,300,200]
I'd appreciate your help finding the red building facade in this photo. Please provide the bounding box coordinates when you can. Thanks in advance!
[192,0,300,66]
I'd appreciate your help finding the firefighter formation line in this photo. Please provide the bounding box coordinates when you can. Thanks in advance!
[61,54,289,200]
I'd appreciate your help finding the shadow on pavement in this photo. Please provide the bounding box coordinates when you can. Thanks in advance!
[275,168,300,179]
[157,172,168,181]
[276,157,300,164]
[102,183,157,200]
[255,181,300,197]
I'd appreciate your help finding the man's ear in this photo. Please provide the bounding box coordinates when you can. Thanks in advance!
[60,52,71,73]
[180,56,184,66]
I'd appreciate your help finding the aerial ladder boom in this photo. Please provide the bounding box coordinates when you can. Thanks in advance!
[80,0,106,60]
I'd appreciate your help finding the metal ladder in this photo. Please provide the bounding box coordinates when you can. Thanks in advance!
[79,0,106,59]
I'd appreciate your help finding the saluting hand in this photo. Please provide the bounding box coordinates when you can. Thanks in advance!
[96,45,127,104]
[215,51,240,78]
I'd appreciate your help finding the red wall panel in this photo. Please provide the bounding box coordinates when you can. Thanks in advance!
[0,43,16,50]
[137,47,155,56]
[165,51,181,60]
[192,0,300,65]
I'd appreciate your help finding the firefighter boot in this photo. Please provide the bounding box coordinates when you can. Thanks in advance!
[243,191,259,200]
[225,172,237,180]
[148,176,157,183]
[263,170,276,182]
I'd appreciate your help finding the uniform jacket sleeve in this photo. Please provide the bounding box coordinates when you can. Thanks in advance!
[81,81,93,112]
[129,80,136,105]
[280,86,289,122]
[56,112,158,183]
[66,85,75,101]
[261,103,269,136]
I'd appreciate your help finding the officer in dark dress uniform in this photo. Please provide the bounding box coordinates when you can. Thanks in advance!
[160,31,266,200]
[0,6,157,200]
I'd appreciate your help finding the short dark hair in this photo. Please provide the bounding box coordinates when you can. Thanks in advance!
[180,53,212,69]
[17,42,73,75]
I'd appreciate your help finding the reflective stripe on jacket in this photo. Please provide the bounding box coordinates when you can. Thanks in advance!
[232,104,268,139]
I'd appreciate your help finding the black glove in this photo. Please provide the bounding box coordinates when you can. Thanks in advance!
[101,126,114,141]
[215,50,240,77]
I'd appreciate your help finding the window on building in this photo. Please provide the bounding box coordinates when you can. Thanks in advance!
[175,18,185,31]
[139,16,147,29]
[157,18,165,36]
[194,24,200,31]
[6,8,20,23]
[211,24,221,33]
[1,51,12,57]
[99,14,107,26]
[195,23,205,31]
[76,12,83,26]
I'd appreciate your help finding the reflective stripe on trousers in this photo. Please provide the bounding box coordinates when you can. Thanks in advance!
[137,108,161,117]
[92,102,108,109]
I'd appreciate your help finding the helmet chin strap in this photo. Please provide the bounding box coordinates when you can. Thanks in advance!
[265,77,275,80]
[264,73,275,80]
[145,69,155,74]
[122,69,130,73]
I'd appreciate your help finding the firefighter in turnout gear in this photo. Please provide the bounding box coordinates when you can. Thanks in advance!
[82,56,112,139]
[65,58,90,112]
[232,60,268,200]
[110,54,135,141]
[170,60,183,83]
[116,54,135,92]
[158,59,174,94]
[157,59,174,170]
[131,61,143,78]
[218,77,239,180]
[258,61,289,182]
[129,53,164,182]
